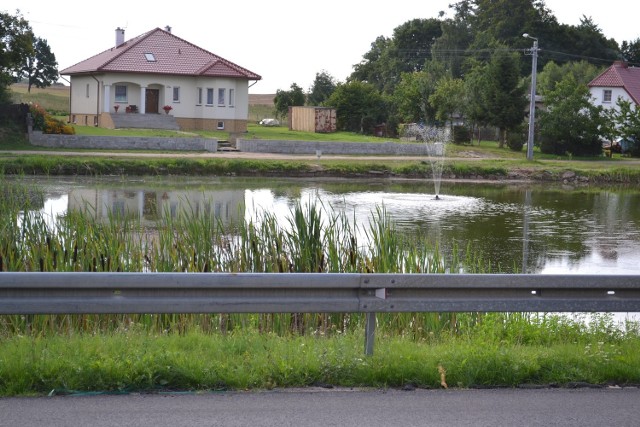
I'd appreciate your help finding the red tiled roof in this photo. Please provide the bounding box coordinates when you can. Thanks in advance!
[60,28,261,80]
[588,61,640,105]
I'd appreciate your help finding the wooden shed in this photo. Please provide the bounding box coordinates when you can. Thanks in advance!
[288,106,337,133]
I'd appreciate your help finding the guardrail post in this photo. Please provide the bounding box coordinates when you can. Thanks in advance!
[364,312,376,356]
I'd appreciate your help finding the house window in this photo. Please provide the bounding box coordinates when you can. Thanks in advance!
[115,85,127,102]
[197,88,202,105]
[217,121,225,130]
[218,88,226,106]
[173,86,180,103]
[229,89,235,107]
[603,89,612,103]
[206,88,214,105]
[144,53,156,62]
[86,83,90,98]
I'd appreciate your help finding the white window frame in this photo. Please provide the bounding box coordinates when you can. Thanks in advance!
[603,89,612,103]
[173,86,180,103]
[218,88,226,106]
[115,85,127,102]
[144,53,156,62]
[217,121,225,130]
[229,88,235,107]
[206,88,214,105]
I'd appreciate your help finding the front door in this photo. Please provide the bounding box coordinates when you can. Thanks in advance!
[145,89,159,114]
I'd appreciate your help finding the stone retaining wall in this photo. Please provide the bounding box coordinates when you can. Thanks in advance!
[236,139,428,156]
[29,132,217,152]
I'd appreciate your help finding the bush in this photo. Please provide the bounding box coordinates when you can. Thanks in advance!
[506,125,525,152]
[452,125,471,145]
[30,103,74,134]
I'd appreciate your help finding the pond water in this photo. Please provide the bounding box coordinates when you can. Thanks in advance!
[15,175,640,276]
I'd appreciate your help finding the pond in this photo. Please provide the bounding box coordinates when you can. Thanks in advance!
[15,175,640,276]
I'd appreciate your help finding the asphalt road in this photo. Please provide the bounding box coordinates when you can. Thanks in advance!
[2,387,639,427]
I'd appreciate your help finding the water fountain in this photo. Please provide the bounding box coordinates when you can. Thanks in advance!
[403,125,450,199]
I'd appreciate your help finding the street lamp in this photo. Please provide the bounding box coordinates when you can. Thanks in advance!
[523,33,538,161]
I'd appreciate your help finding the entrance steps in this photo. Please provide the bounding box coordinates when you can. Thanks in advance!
[110,113,180,130]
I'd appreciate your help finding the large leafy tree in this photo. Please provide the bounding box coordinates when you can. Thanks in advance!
[351,18,442,94]
[538,75,605,156]
[429,76,466,127]
[0,10,33,103]
[536,60,603,95]
[273,83,305,119]
[307,71,336,106]
[326,81,385,133]
[390,61,446,125]
[20,36,58,93]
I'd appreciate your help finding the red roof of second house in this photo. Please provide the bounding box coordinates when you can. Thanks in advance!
[60,28,261,80]
[588,61,640,105]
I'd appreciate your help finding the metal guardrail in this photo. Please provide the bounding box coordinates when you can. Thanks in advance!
[2,273,640,354]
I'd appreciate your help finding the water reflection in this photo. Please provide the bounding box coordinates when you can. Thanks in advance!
[14,176,640,275]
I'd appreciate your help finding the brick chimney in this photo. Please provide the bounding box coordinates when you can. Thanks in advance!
[613,60,629,68]
[115,27,125,48]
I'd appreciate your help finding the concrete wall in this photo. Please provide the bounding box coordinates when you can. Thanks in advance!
[236,139,429,156]
[29,132,217,152]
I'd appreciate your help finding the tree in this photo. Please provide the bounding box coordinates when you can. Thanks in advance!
[538,75,605,156]
[325,81,385,133]
[390,61,446,125]
[607,99,640,157]
[20,37,58,93]
[480,48,527,148]
[537,60,603,95]
[273,83,305,119]
[307,71,336,106]
[0,10,33,103]
[620,38,640,64]
[351,18,442,94]
[429,76,466,128]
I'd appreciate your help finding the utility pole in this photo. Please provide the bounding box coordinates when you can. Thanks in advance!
[523,34,538,161]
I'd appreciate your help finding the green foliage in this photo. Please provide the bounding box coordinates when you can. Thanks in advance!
[0,11,33,104]
[537,60,604,96]
[538,75,605,156]
[621,38,640,63]
[391,61,446,125]
[482,47,527,147]
[19,36,58,93]
[506,124,526,152]
[307,70,336,106]
[326,81,386,133]
[606,98,640,157]
[452,125,471,145]
[350,19,442,94]
[430,76,466,125]
[273,83,305,119]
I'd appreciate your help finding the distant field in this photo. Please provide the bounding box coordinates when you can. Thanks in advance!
[10,83,70,114]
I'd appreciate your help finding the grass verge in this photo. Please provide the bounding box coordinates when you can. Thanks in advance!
[1,316,639,396]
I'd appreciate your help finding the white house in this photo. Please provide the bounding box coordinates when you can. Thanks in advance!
[588,60,640,112]
[60,27,261,133]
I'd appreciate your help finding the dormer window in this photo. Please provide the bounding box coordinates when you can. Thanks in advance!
[144,53,156,62]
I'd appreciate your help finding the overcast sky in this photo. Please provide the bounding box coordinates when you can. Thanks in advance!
[4,0,638,93]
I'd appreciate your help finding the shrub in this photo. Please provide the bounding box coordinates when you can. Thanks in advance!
[452,125,471,145]
[506,125,525,152]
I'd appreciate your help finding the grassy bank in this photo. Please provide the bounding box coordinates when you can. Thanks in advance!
[2,314,639,396]
[2,153,640,184]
